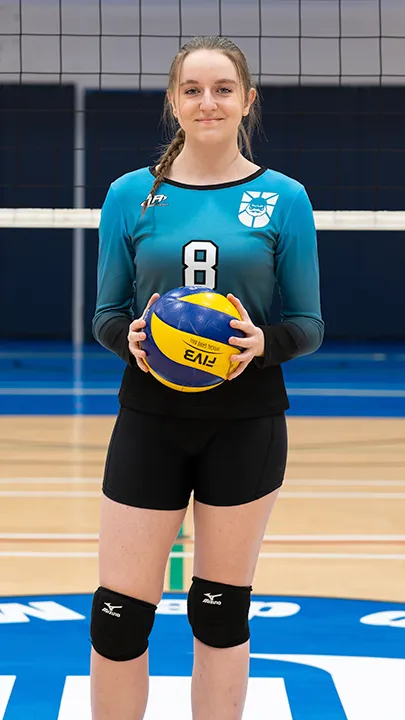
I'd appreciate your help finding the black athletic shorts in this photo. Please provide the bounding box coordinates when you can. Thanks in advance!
[102,407,288,510]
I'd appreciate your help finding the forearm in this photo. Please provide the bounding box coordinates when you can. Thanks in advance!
[255,317,324,368]
[92,314,133,366]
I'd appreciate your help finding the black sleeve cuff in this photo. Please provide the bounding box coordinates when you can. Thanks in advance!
[254,322,309,369]
[93,315,135,367]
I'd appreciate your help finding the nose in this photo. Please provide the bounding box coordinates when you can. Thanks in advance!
[199,89,217,111]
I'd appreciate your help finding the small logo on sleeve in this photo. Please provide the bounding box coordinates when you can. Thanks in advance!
[141,193,168,208]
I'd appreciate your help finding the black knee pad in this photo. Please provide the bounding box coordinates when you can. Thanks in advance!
[187,576,252,649]
[90,586,157,661]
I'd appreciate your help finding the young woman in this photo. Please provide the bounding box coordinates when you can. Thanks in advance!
[91,35,324,720]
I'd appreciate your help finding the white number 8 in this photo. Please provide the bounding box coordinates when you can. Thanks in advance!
[182,240,218,289]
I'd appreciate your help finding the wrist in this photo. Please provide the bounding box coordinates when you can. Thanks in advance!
[255,328,265,357]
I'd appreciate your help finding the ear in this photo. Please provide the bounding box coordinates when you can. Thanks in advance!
[243,87,256,117]
[167,90,177,118]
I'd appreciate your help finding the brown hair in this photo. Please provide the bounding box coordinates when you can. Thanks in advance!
[142,36,261,213]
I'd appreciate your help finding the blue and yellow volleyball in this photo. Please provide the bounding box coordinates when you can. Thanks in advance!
[141,286,244,392]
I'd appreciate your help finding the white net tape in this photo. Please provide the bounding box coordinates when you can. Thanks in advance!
[1,208,405,231]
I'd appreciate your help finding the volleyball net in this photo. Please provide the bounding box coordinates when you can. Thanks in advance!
[1,0,405,344]
[1,208,405,231]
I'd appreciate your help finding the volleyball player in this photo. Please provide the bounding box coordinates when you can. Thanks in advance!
[90,35,324,720]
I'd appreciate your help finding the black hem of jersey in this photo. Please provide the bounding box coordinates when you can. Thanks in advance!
[148,166,267,190]
[118,394,290,420]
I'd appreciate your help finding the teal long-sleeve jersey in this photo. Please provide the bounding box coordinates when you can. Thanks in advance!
[93,165,324,418]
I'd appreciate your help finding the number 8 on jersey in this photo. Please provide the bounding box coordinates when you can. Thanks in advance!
[182,241,219,289]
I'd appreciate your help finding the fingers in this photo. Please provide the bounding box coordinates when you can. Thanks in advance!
[128,292,160,373]
[128,328,146,343]
[128,340,149,372]
[127,324,147,361]
[129,317,146,332]
[228,334,251,347]
[227,360,248,381]
[129,292,160,332]
[142,292,160,318]
[229,319,251,333]
[227,293,250,322]
[229,345,254,362]
[228,332,255,362]
[136,357,149,373]
[128,340,147,360]
[230,350,253,364]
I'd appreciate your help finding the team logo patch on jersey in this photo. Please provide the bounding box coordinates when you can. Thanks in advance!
[238,191,279,228]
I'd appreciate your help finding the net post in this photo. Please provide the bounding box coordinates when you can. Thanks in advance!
[72,84,85,353]
[72,84,86,413]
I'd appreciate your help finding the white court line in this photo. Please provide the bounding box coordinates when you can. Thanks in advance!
[1,477,405,487]
[0,388,118,395]
[288,388,405,397]
[0,350,395,361]
[1,533,404,542]
[260,535,405,542]
[0,351,108,359]
[0,677,16,720]
[2,386,405,397]
[0,533,99,540]
[56,675,293,720]
[1,490,405,499]
[286,479,405,487]
[0,478,102,484]
[172,552,405,560]
[0,552,98,558]
[252,553,405,560]
[281,492,405,499]
[0,491,99,498]
[0,551,404,560]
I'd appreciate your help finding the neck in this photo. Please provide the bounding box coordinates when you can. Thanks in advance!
[168,137,253,184]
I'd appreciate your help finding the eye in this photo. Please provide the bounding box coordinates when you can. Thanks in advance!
[217,87,233,94]
[184,87,199,95]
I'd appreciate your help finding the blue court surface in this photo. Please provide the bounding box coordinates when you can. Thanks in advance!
[1,341,405,416]
[1,341,404,719]
[0,592,404,719]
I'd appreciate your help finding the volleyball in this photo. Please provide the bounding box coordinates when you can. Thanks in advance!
[141,286,245,392]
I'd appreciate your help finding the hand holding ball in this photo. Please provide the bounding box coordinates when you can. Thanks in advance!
[141,286,245,392]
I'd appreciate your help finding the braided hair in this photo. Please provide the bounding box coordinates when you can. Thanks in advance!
[142,35,261,214]
[147,128,185,206]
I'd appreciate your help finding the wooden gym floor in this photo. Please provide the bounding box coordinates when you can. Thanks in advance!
[1,415,404,601]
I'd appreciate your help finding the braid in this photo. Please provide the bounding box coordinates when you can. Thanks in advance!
[142,128,185,215]
[141,36,261,216]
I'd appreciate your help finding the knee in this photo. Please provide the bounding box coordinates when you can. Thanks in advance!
[187,576,252,649]
[90,586,157,661]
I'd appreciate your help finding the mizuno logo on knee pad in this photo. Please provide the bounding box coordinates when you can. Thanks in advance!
[91,587,157,661]
[202,593,223,605]
[188,577,251,648]
[102,602,123,617]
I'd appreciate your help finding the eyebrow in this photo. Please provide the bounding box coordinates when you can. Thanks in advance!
[180,78,237,87]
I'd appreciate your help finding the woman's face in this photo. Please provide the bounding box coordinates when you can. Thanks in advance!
[169,49,255,148]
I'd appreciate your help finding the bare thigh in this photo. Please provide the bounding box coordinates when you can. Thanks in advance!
[98,495,187,605]
[193,490,280,587]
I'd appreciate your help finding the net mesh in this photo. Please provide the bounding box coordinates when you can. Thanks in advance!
[1,0,405,212]
[2,0,405,88]
[1,1,405,344]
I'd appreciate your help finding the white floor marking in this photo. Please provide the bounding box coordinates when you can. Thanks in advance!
[56,675,293,719]
[0,677,16,720]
